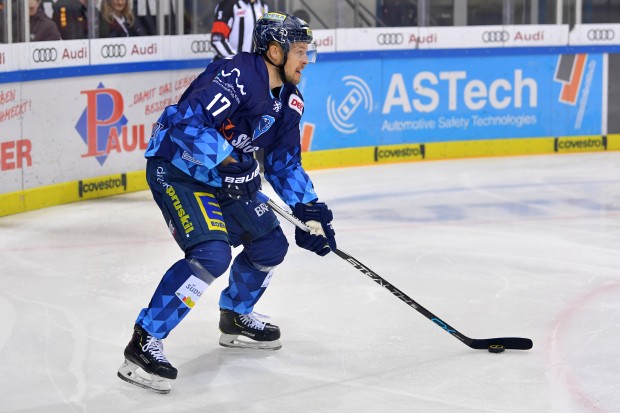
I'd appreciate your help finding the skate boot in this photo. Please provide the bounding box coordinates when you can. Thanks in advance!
[117,324,178,394]
[219,309,282,350]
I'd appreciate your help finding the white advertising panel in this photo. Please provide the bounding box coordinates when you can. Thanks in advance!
[90,36,166,65]
[312,29,337,53]
[0,44,20,72]
[166,34,215,60]
[336,25,569,51]
[26,39,90,70]
[569,24,620,45]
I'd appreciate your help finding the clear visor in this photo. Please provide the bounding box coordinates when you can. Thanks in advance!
[306,41,317,63]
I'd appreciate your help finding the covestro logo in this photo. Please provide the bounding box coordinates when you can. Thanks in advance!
[374,144,425,163]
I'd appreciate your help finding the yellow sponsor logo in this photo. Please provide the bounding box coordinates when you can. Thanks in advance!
[165,186,195,236]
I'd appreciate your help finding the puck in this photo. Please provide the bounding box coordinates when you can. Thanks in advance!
[488,344,505,353]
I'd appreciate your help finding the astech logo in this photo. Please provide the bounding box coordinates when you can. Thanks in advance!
[327,75,373,134]
[32,48,58,63]
[376,33,404,46]
[101,44,127,58]
[191,40,211,53]
[482,30,509,43]
[586,29,615,41]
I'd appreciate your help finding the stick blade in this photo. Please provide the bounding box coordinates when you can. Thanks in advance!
[469,337,533,350]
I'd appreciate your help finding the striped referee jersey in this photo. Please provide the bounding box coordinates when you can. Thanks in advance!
[211,0,268,60]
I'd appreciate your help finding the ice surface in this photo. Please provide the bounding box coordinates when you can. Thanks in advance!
[1,152,619,412]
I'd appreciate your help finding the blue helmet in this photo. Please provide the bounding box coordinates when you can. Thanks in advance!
[253,12,315,61]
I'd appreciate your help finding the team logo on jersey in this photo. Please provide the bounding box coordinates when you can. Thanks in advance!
[273,100,282,112]
[289,94,304,115]
[253,115,275,140]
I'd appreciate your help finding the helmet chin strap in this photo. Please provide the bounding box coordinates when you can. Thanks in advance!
[264,52,289,84]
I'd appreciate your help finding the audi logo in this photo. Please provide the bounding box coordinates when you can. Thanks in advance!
[481,30,510,43]
[101,44,127,58]
[376,33,404,46]
[191,40,212,53]
[32,48,58,63]
[587,29,615,41]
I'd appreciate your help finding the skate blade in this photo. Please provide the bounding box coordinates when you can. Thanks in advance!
[117,360,172,394]
[219,333,282,350]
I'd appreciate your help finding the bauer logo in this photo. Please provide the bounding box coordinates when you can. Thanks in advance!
[327,75,373,134]
[374,144,425,163]
[176,275,208,308]
[554,136,607,153]
[78,173,127,198]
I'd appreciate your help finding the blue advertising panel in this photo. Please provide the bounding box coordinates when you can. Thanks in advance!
[300,53,603,150]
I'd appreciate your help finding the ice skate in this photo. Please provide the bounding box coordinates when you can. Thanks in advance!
[117,324,178,394]
[219,309,282,350]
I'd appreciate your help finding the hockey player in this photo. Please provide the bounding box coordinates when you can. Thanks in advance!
[117,12,336,394]
[210,0,268,60]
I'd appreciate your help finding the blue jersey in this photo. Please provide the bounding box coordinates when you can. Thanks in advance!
[145,52,318,208]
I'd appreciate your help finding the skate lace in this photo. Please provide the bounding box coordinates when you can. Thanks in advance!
[239,312,269,330]
[142,336,170,363]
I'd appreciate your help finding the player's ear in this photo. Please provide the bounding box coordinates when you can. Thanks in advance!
[267,42,283,64]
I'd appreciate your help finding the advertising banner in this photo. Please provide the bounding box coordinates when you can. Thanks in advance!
[300,53,603,150]
[0,68,201,193]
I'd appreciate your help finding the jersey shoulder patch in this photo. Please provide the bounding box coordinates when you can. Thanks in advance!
[288,93,304,116]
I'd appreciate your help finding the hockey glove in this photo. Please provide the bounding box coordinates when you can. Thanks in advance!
[293,202,337,256]
[217,158,261,201]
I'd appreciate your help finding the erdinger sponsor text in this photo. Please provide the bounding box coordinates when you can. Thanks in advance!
[554,136,607,152]
[78,173,127,197]
[374,144,425,162]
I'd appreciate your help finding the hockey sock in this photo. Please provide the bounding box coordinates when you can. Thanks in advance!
[219,251,274,314]
[136,258,216,338]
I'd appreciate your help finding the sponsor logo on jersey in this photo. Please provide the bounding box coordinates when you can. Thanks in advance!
[176,275,208,308]
[288,94,304,115]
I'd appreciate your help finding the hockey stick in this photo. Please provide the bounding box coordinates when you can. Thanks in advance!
[267,197,533,352]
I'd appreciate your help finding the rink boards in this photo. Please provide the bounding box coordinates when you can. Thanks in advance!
[1,25,620,216]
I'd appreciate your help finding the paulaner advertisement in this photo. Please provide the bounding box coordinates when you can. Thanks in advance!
[301,53,604,150]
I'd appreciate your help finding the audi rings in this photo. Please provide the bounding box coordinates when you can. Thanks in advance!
[376,33,404,46]
[101,44,127,58]
[481,30,510,43]
[587,29,615,41]
[191,40,212,53]
[32,48,58,63]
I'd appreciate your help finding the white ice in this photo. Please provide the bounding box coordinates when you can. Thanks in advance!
[1,152,619,413]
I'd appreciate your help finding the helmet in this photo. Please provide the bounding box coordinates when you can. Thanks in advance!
[253,12,315,61]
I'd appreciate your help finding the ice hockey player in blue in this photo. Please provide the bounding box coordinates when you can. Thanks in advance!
[117,12,337,394]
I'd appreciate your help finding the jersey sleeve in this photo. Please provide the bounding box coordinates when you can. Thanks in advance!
[145,62,248,185]
[263,90,318,208]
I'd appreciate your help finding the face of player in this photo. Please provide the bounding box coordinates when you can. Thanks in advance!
[283,42,310,85]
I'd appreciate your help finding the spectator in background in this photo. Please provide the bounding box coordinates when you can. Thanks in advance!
[99,0,144,37]
[52,0,88,39]
[211,0,267,60]
[29,0,62,41]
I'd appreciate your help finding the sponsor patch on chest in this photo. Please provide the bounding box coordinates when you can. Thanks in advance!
[288,94,304,115]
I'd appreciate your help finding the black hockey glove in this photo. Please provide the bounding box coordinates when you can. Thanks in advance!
[293,202,337,256]
[217,158,261,201]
